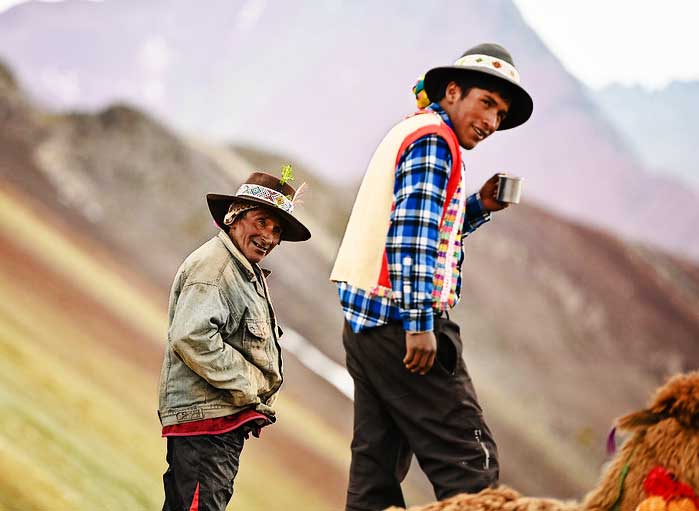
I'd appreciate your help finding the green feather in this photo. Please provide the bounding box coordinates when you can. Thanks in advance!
[279,164,295,186]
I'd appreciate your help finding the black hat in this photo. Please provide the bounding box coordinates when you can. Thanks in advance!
[424,43,533,130]
[207,172,311,242]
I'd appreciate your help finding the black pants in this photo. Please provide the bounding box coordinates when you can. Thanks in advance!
[162,429,245,511]
[343,317,499,511]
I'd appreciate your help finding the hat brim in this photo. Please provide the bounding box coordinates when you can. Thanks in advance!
[206,193,311,242]
[424,66,533,130]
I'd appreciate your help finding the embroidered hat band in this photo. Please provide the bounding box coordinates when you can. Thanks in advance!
[453,54,520,84]
[235,183,294,214]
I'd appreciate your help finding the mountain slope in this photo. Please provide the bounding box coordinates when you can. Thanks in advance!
[0,181,350,510]
[1,58,698,504]
[1,0,699,259]
[0,64,355,509]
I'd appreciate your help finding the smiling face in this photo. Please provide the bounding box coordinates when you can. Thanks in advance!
[228,207,283,264]
[439,82,511,150]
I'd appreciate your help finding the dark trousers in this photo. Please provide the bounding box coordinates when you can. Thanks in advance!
[343,317,499,511]
[162,429,245,511]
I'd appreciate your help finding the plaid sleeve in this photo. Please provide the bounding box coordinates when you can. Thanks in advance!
[386,134,451,332]
[463,192,491,235]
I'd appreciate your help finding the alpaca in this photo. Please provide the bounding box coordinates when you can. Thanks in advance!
[386,371,699,511]
[583,371,699,511]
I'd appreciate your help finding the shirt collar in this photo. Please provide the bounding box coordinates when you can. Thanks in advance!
[427,102,454,130]
[216,231,272,281]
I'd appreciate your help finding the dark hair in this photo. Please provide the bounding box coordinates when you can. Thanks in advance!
[432,73,513,103]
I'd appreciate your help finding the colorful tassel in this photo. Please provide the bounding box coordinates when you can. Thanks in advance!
[607,425,617,455]
[412,75,430,109]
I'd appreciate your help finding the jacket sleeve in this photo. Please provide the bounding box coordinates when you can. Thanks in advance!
[169,281,265,405]
[463,192,491,236]
[386,133,450,333]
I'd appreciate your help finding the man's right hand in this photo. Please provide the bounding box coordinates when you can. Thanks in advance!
[479,173,509,212]
[404,331,437,375]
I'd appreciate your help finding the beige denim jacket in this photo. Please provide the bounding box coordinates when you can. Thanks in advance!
[158,231,283,427]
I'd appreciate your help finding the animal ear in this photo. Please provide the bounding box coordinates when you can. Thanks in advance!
[617,409,663,430]
[646,372,699,428]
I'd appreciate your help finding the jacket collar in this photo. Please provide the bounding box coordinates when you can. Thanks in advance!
[216,231,272,281]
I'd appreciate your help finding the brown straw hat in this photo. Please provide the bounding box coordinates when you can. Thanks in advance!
[207,171,311,242]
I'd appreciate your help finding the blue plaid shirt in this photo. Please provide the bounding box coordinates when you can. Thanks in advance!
[337,104,491,333]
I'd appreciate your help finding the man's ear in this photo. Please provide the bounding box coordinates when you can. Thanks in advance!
[443,81,461,103]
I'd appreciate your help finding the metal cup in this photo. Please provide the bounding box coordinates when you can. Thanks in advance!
[496,174,523,204]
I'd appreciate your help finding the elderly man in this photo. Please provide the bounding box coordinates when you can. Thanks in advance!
[158,170,310,511]
[331,43,534,510]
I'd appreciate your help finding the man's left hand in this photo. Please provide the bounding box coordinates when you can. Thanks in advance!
[479,174,509,212]
[404,331,436,375]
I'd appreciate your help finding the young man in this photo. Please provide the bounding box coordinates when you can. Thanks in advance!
[331,43,534,510]
[158,171,310,511]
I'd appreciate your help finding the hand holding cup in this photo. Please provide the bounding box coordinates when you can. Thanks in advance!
[478,173,523,212]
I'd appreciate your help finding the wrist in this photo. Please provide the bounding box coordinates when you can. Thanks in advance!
[401,308,434,333]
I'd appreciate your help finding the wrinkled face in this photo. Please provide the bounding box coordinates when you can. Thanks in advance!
[440,83,511,150]
[228,207,283,264]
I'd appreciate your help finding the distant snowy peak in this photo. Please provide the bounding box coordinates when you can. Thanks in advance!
[595,80,699,188]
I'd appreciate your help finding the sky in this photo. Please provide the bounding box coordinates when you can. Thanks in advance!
[1,0,698,91]
[512,0,699,90]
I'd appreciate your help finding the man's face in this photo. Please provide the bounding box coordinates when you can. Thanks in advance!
[441,83,511,150]
[228,207,283,264]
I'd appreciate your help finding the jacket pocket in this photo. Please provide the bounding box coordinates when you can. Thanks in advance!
[243,318,273,371]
